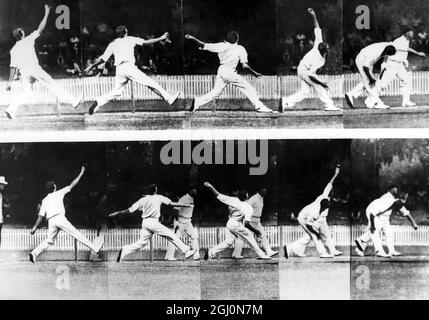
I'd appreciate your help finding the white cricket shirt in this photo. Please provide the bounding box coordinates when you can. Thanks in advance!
[298,28,325,74]
[177,193,194,222]
[218,194,253,222]
[129,194,172,220]
[358,42,392,67]
[389,36,409,63]
[366,192,410,217]
[203,42,248,70]
[38,186,71,219]
[299,183,333,222]
[247,193,264,222]
[10,31,40,70]
[100,36,146,66]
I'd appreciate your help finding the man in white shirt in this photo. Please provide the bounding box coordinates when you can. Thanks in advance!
[280,8,341,112]
[84,26,181,115]
[284,166,341,258]
[377,28,426,107]
[0,176,8,262]
[5,5,83,119]
[345,42,398,109]
[29,167,104,263]
[232,188,278,258]
[355,185,418,258]
[108,184,197,262]
[203,182,271,260]
[164,188,200,261]
[185,32,274,113]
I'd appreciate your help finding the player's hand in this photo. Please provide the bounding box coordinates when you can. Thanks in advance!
[161,32,170,41]
[369,226,376,233]
[185,34,194,40]
[413,225,418,230]
[254,72,263,79]
[6,85,11,91]
[322,83,329,90]
[30,228,36,235]
[335,165,341,175]
[418,52,426,58]
[84,66,93,74]
[203,182,212,188]
[307,8,315,15]
[80,166,86,174]
[44,4,51,13]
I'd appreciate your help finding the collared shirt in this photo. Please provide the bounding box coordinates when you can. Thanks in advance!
[203,42,248,70]
[299,183,333,222]
[38,186,71,219]
[358,42,392,67]
[10,31,40,70]
[177,193,194,222]
[218,194,253,222]
[389,36,409,63]
[299,28,325,74]
[100,36,147,66]
[129,194,172,220]
[366,192,410,217]
[247,193,264,222]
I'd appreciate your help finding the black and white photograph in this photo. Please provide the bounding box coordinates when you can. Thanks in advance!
[1,0,429,307]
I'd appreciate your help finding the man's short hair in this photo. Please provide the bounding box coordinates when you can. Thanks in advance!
[402,26,414,35]
[387,184,398,191]
[383,45,396,56]
[318,42,329,53]
[226,31,239,44]
[237,190,248,201]
[45,181,56,194]
[147,184,157,195]
[115,26,127,38]
[12,28,24,40]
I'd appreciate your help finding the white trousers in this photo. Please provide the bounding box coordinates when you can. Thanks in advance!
[194,65,265,110]
[288,220,328,257]
[32,215,99,257]
[96,63,174,108]
[283,68,335,108]
[378,60,412,104]
[165,219,199,259]
[232,220,275,257]
[314,219,337,255]
[348,55,382,107]
[8,66,78,113]
[121,218,189,259]
[358,214,394,254]
[210,219,266,258]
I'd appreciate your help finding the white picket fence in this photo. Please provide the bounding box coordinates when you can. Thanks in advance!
[1,225,428,252]
[0,72,428,106]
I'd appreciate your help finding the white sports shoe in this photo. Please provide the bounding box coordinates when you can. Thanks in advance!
[185,248,197,260]
[374,102,390,109]
[72,94,84,109]
[281,97,292,110]
[324,105,342,112]
[389,251,401,257]
[376,251,390,258]
[333,250,343,256]
[319,253,334,258]
[257,255,272,260]
[168,92,181,105]
[165,257,178,261]
[256,106,275,113]
[355,247,364,257]
[402,101,416,107]
[268,251,279,257]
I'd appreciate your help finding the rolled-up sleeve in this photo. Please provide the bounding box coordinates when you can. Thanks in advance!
[217,194,239,209]
[129,199,142,213]
[100,43,114,62]
[203,42,227,53]
[314,28,323,45]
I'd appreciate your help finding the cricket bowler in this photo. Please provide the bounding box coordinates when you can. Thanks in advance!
[377,27,426,107]
[232,188,278,258]
[203,182,271,260]
[284,165,341,258]
[29,167,104,263]
[280,8,341,112]
[355,185,418,258]
[164,188,200,261]
[84,26,181,115]
[185,32,275,113]
[345,43,399,109]
[108,184,197,262]
[5,5,83,119]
